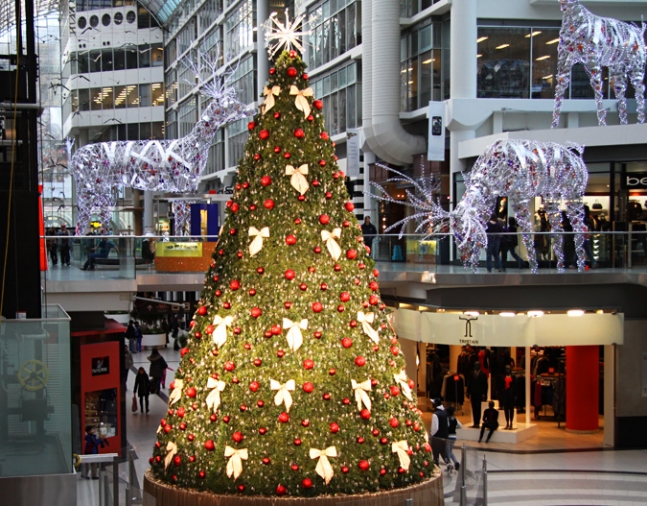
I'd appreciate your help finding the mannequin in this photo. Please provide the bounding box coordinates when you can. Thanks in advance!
[466,362,488,428]
[499,365,516,430]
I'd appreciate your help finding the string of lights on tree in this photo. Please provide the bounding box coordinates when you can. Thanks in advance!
[553,0,646,128]
[69,52,249,235]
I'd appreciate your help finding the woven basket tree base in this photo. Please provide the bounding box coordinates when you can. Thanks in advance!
[143,469,445,506]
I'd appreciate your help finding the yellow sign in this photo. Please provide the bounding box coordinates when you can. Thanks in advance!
[155,242,203,258]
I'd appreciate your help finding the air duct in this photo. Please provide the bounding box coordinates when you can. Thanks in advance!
[362,0,426,166]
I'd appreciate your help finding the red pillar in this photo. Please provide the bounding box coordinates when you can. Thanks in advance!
[566,345,599,432]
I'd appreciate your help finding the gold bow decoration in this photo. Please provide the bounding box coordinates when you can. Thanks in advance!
[289,85,314,118]
[321,228,342,261]
[285,164,309,195]
[309,446,338,484]
[205,377,227,413]
[351,379,372,412]
[224,446,248,480]
[262,85,281,114]
[248,226,270,257]
[270,379,296,412]
[164,442,178,470]
[169,379,184,406]
[212,315,234,348]
[357,311,380,344]
[393,369,414,401]
[282,317,308,351]
[391,440,411,471]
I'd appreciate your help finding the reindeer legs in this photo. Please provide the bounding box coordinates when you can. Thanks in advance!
[552,49,572,129]
[610,70,628,125]
[514,202,538,274]
[566,199,587,272]
[629,69,646,124]
[588,64,607,125]
[545,200,565,272]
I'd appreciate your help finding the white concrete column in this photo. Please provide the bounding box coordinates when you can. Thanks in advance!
[450,0,477,100]
[256,0,269,102]
[399,338,419,392]
[363,149,375,220]
[449,345,461,373]
[143,191,154,235]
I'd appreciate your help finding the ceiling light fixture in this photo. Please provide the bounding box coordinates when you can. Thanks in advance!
[536,55,551,61]
[546,38,560,45]
[525,31,542,38]
[476,36,488,43]
[567,309,585,317]
[527,310,544,318]
[495,44,510,50]
[464,311,480,317]
[499,312,516,317]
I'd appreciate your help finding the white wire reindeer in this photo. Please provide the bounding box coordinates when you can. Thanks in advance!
[553,0,646,127]
[370,140,589,274]
[69,53,249,235]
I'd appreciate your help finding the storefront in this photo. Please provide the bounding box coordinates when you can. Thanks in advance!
[392,306,623,446]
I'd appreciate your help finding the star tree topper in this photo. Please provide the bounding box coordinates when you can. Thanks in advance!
[264,10,310,59]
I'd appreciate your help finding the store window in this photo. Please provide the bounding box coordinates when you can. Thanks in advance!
[309,0,361,69]
[225,0,255,57]
[401,22,444,111]
[311,61,361,135]
[85,389,118,438]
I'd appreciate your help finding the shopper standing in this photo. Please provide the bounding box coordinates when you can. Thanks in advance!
[47,227,58,266]
[126,320,137,354]
[361,216,378,253]
[134,321,143,352]
[81,425,106,479]
[147,348,168,394]
[133,367,151,413]
[430,398,450,465]
[445,405,463,470]
[485,214,503,272]
[57,223,71,266]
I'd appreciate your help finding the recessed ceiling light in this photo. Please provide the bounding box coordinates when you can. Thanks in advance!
[528,310,544,318]
[546,38,560,45]
[476,36,488,43]
[476,54,482,58]
[464,311,480,317]
[536,55,551,61]
[525,31,542,38]
[499,312,516,317]
[496,44,510,50]
[567,310,585,317]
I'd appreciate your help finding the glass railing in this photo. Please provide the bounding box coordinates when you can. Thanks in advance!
[0,305,72,476]
[40,230,647,284]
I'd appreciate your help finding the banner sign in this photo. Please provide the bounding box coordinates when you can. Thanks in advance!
[346,129,360,177]
[427,101,446,162]
[393,309,624,347]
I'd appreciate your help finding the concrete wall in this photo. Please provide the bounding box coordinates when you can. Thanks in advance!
[616,320,647,417]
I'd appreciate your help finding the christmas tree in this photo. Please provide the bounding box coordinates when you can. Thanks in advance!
[148,48,433,497]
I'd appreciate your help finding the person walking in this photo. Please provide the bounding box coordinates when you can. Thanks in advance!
[134,321,143,353]
[361,216,378,253]
[47,227,58,266]
[445,405,463,470]
[147,348,168,394]
[500,217,524,270]
[126,320,137,354]
[133,367,151,413]
[57,223,71,266]
[485,214,503,272]
[430,398,450,465]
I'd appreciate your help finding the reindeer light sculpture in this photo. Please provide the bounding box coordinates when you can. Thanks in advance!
[553,0,646,127]
[370,139,589,274]
[69,54,249,235]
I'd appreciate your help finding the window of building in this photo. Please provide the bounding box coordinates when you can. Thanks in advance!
[165,69,177,107]
[203,26,223,70]
[114,48,126,70]
[140,83,151,106]
[102,13,111,26]
[152,82,164,106]
[137,6,151,29]
[102,49,114,71]
[400,22,443,111]
[139,44,151,68]
[400,0,440,17]
[166,109,178,139]
[125,47,138,69]
[114,12,123,25]
[225,0,255,57]
[89,49,102,72]
[206,129,225,175]
[126,11,136,23]
[229,53,256,106]
[178,97,198,137]
[165,39,177,68]
[178,50,197,101]
[77,51,90,73]
[178,18,197,56]
[198,0,223,34]
[228,117,249,167]
[90,15,99,28]
[79,88,90,111]
[151,46,164,67]
[78,16,87,29]
[309,0,361,69]
[311,61,361,135]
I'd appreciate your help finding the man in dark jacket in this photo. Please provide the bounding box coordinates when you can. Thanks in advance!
[430,398,450,465]
[485,213,503,272]
[147,349,168,394]
[479,401,499,443]
[361,216,377,252]
[466,362,489,428]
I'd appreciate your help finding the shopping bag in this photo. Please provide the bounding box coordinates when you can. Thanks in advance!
[131,394,138,412]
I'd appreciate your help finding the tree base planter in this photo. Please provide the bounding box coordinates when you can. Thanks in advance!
[142,333,166,349]
[143,469,444,506]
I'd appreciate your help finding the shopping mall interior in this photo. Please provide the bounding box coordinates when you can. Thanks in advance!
[2,0,647,505]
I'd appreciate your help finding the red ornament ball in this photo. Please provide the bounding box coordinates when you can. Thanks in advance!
[269,67,276,75]
[247,121,256,130]
[343,397,351,405]
[301,419,310,427]
[197,306,208,316]
[259,129,270,140]
[259,427,267,435]
[263,199,275,210]
[276,484,287,496]
[330,422,340,433]
[204,440,215,451]
[360,408,371,420]
[186,387,197,398]
[284,269,295,280]
[238,484,246,492]
[323,392,331,400]
[355,356,366,367]
[253,153,261,161]
[278,412,290,423]
[380,468,387,476]
[320,131,329,140]
[340,292,351,302]
[319,214,330,225]
[294,438,302,446]
[287,66,298,77]
[312,302,323,313]
[262,457,271,465]
[341,337,353,348]
[250,307,262,318]
[286,234,297,245]
[230,279,240,290]
[314,246,322,254]
[284,152,291,159]
[302,382,314,393]
[389,418,399,428]
[359,460,370,471]
[294,128,305,139]
[314,99,323,110]
[232,431,244,443]
[261,175,272,186]
[302,478,313,489]
[273,111,281,119]
[390,386,400,396]
[273,146,281,153]
[249,381,260,392]
[345,202,355,212]
[325,191,333,199]
[257,267,265,274]
[347,249,358,260]
[224,361,236,372]
[319,159,327,167]
[303,358,314,370]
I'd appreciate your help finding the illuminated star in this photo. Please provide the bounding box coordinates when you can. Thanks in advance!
[264,10,310,59]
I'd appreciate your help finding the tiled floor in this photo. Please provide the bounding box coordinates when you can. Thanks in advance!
[71,347,647,506]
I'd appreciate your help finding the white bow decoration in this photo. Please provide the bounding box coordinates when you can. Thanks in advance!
[262,85,281,114]
[351,379,372,412]
[290,85,314,118]
[321,228,342,261]
[164,441,178,470]
[393,369,414,401]
[224,446,248,480]
[392,440,411,471]
[357,311,380,344]
[285,164,309,195]
[309,446,338,484]
[205,377,226,413]
[270,379,296,412]
[212,315,234,348]
[282,317,308,351]
[248,226,270,257]
[169,379,184,406]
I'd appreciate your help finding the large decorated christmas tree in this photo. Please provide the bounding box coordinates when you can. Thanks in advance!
[148,44,433,498]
